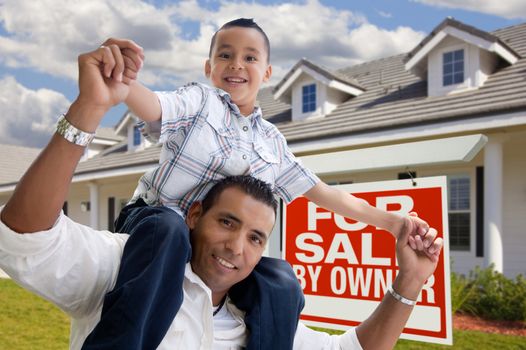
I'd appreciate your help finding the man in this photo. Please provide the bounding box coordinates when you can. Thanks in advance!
[0,41,443,349]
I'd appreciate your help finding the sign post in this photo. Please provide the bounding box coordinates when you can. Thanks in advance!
[282,176,452,345]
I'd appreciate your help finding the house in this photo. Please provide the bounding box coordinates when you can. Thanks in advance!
[1,18,525,278]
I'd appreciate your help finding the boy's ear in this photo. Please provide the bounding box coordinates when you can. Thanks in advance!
[204,59,211,78]
[263,64,272,83]
[186,201,203,229]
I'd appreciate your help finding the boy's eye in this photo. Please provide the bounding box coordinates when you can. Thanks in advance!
[218,53,230,59]
[246,56,257,62]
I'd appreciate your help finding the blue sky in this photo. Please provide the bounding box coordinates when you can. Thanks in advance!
[0,0,524,147]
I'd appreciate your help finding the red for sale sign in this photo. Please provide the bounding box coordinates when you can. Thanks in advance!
[282,177,452,345]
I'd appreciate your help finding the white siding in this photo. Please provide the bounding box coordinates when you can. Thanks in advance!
[427,35,498,97]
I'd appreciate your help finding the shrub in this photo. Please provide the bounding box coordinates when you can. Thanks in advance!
[452,265,526,322]
[450,271,476,315]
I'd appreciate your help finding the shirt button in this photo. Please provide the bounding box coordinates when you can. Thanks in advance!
[242,154,247,160]
[243,126,249,132]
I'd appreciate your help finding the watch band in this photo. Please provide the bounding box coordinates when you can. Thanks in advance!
[56,114,95,147]
[388,286,417,306]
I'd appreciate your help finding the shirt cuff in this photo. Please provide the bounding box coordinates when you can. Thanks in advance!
[339,327,364,350]
[0,206,63,256]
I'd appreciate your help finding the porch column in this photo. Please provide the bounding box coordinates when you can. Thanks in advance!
[483,138,503,272]
[88,182,100,230]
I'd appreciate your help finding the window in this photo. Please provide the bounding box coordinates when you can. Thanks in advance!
[448,176,471,251]
[302,84,316,113]
[133,126,141,146]
[443,49,464,86]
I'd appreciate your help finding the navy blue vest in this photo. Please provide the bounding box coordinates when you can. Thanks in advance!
[82,200,303,349]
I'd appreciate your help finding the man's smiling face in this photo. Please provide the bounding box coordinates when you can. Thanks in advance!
[187,186,275,304]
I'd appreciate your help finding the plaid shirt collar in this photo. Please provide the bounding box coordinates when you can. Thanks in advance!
[213,87,278,138]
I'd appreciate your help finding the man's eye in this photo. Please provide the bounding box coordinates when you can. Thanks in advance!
[221,219,232,227]
[250,235,262,245]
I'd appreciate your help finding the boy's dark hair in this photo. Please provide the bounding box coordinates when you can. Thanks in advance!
[201,175,277,215]
[209,18,271,62]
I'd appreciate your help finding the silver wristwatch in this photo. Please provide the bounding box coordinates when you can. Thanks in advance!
[56,114,95,147]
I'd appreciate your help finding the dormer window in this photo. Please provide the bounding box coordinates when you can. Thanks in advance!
[133,126,141,146]
[302,84,316,113]
[443,49,464,86]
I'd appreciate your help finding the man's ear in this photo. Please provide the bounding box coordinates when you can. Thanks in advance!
[186,201,203,229]
[204,59,211,79]
[263,64,272,83]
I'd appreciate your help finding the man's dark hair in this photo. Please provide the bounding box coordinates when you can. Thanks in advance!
[208,18,271,63]
[201,175,277,215]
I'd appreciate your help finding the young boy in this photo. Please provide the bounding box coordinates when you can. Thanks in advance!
[85,18,438,349]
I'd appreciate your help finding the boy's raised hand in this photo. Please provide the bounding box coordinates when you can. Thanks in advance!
[73,38,144,131]
[99,38,145,84]
[400,212,441,262]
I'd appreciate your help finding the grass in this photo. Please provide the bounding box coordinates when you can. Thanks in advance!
[315,327,526,349]
[0,279,69,349]
[1,278,525,349]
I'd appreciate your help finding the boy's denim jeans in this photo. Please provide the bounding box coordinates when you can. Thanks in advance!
[81,199,304,350]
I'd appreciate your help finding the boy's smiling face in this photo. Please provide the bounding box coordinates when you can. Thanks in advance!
[205,26,272,116]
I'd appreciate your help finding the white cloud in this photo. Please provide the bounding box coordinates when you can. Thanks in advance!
[0,0,428,145]
[0,76,70,147]
[377,10,393,18]
[413,0,526,20]
[0,0,425,86]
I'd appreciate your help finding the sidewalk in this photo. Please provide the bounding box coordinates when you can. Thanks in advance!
[0,268,9,278]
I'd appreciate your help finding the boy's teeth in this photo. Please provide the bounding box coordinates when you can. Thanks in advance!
[227,77,245,83]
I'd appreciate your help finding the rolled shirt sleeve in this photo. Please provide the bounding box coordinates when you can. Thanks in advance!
[273,134,320,203]
[0,208,128,319]
[139,82,207,144]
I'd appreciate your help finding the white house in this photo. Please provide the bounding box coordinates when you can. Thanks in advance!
[1,18,525,278]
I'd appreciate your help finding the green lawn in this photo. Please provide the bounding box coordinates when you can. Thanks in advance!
[0,279,69,349]
[1,278,525,349]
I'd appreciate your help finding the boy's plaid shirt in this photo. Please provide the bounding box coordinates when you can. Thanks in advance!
[133,82,319,217]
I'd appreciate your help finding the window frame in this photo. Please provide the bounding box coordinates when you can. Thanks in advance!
[302,83,317,114]
[133,125,142,146]
[447,173,475,253]
[437,44,470,93]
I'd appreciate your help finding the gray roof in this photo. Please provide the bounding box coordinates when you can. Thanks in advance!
[94,127,124,142]
[0,144,41,184]
[75,144,161,174]
[406,17,520,63]
[261,21,526,143]
[273,58,365,96]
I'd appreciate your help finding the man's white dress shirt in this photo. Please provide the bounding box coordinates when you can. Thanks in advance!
[0,209,362,350]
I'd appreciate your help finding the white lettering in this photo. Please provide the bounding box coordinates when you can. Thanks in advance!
[295,232,324,263]
[361,233,391,266]
[307,202,332,230]
[325,233,358,264]
[293,264,306,289]
[348,268,373,297]
[376,195,414,216]
[307,265,322,292]
[374,269,393,298]
[330,266,346,295]
[418,274,436,303]
[334,214,367,231]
